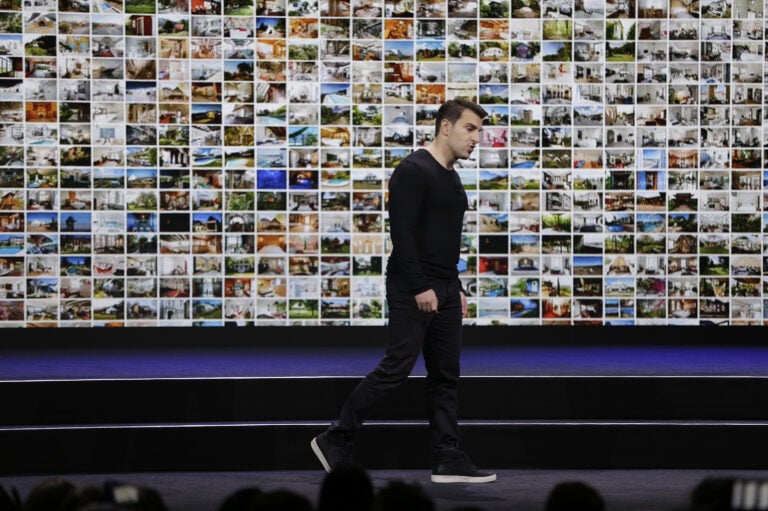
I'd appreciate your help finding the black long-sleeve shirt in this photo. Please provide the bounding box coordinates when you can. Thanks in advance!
[386,148,468,294]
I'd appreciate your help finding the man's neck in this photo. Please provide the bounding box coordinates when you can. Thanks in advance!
[425,141,454,170]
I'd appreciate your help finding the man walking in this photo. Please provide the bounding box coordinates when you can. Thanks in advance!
[311,98,496,484]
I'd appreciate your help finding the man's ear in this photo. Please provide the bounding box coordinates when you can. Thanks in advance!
[440,118,451,135]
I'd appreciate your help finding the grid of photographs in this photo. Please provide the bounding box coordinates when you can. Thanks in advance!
[0,0,766,326]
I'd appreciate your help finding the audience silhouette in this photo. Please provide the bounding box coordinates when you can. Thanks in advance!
[688,477,733,511]
[372,480,434,511]
[57,484,111,511]
[0,483,21,511]
[1,471,760,511]
[254,489,312,511]
[21,477,75,511]
[317,464,374,511]
[218,487,264,511]
[687,477,752,511]
[544,481,605,511]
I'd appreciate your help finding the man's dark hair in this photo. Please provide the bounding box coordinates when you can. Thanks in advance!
[434,98,488,136]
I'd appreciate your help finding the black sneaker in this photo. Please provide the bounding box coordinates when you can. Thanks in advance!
[431,449,496,484]
[311,432,353,473]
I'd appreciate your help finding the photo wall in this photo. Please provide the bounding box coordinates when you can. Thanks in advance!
[0,0,765,327]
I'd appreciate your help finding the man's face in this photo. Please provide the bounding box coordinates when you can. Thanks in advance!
[444,109,483,160]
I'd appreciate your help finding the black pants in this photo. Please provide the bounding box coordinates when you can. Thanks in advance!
[331,275,463,452]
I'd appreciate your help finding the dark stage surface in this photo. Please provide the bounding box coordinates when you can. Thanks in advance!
[3,345,768,380]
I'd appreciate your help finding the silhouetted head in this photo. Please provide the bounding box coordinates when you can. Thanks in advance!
[690,478,735,511]
[318,465,374,511]
[545,481,605,511]
[255,489,313,511]
[219,487,264,511]
[373,480,434,511]
[22,477,76,511]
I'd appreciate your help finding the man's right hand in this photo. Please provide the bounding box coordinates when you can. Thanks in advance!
[415,289,438,313]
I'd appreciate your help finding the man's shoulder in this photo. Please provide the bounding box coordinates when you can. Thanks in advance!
[395,149,434,173]
[390,150,433,191]
[400,148,428,163]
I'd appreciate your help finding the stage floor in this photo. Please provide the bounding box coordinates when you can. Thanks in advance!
[3,345,768,380]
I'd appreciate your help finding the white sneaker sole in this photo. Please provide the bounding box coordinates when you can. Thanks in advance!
[310,437,332,473]
[431,474,497,483]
